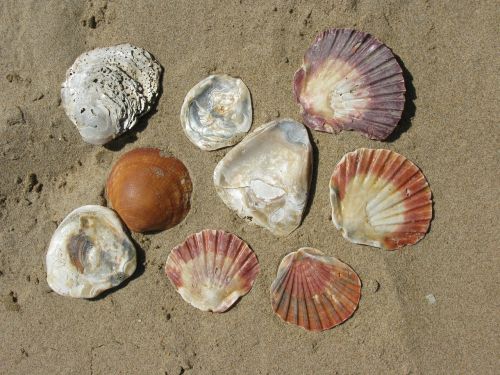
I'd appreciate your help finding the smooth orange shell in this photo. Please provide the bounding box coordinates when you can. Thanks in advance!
[106,148,192,232]
[270,247,361,331]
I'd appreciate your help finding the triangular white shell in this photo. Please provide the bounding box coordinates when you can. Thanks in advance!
[61,44,162,145]
[213,119,312,236]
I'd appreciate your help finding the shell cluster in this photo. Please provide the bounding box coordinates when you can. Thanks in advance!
[61,44,162,145]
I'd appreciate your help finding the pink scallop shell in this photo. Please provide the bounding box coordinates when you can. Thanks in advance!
[294,28,405,140]
[165,229,259,312]
[270,247,361,331]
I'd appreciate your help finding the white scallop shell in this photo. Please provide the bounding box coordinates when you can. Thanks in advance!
[213,119,312,236]
[180,74,252,150]
[61,44,162,145]
[46,205,136,298]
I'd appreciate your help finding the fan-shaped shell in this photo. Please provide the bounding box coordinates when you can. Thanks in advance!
[213,119,312,236]
[180,74,252,150]
[294,28,405,140]
[46,205,136,298]
[106,148,192,233]
[165,229,260,312]
[330,148,433,250]
[270,247,361,331]
[61,44,162,145]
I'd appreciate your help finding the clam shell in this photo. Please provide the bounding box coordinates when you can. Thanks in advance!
[270,247,361,331]
[213,119,312,236]
[330,148,433,250]
[46,205,136,298]
[165,229,259,312]
[180,74,252,151]
[106,148,192,233]
[294,28,405,140]
[61,44,162,145]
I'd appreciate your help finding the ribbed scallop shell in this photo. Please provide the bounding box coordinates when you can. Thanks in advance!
[46,205,136,298]
[165,229,260,312]
[270,248,361,331]
[330,148,433,250]
[294,28,405,140]
[180,74,252,150]
[61,44,162,145]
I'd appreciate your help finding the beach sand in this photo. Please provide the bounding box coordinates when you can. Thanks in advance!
[0,0,498,374]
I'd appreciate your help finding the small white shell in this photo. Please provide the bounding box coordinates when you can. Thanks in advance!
[180,74,252,151]
[61,44,162,145]
[213,119,312,236]
[46,205,136,298]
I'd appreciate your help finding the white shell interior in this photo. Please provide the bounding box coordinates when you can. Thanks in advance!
[213,119,312,236]
[46,205,136,298]
[180,74,252,151]
[61,44,162,145]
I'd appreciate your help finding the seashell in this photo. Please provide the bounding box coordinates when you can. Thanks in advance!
[46,205,136,298]
[270,247,361,331]
[165,229,259,312]
[106,148,192,233]
[61,44,162,145]
[330,148,433,250]
[180,74,252,151]
[293,28,405,140]
[213,119,312,236]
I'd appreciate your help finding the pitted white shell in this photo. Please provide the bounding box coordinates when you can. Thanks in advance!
[61,44,162,145]
[213,119,312,236]
[46,205,136,298]
[180,74,252,150]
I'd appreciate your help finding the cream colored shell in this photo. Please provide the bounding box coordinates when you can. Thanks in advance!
[180,74,252,150]
[46,205,136,298]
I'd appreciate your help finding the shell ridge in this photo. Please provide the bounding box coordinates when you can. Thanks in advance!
[184,237,203,286]
[214,230,229,287]
[302,263,326,330]
[219,239,247,285]
[271,258,294,313]
[280,264,297,324]
[329,281,359,307]
[288,263,300,325]
[370,197,429,223]
[218,233,238,288]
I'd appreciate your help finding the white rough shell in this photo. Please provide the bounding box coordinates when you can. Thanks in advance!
[61,44,162,145]
[180,74,252,150]
[213,119,312,236]
[46,205,136,298]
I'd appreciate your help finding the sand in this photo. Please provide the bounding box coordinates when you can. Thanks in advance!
[0,0,498,374]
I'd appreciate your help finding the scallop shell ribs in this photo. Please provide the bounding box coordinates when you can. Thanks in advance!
[165,229,260,312]
[330,148,433,250]
[270,247,361,331]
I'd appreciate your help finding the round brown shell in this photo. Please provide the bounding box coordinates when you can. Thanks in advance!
[270,247,361,331]
[106,148,192,232]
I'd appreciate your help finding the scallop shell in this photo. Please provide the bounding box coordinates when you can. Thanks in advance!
[270,247,361,331]
[180,74,252,151]
[330,148,433,250]
[165,229,260,312]
[46,205,136,298]
[61,44,162,145]
[213,119,312,236]
[294,28,405,140]
[106,148,192,233]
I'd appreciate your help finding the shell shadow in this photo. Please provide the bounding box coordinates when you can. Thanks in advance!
[301,128,319,221]
[386,54,416,142]
[88,236,146,301]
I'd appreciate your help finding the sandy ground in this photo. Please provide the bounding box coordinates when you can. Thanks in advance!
[0,0,498,374]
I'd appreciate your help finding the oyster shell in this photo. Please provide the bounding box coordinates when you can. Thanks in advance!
[294,28,405,140]
[46,205,136,298]
[330,148,433,249]
[180,74,252,150]
[213,119,312,236]
[165,229,260,312]
[61,44,162,145]
[270,247,361,331]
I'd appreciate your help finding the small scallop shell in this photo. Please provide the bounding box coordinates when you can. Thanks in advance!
[165,229,260,312]
[180,74,252,150]
[213,119,312,236]
[294,28,405,140]
[330,148,433,250]
[61,44,162,145]
[270,247,361,331]
[46,205,136,298]
[106,148,192,233]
